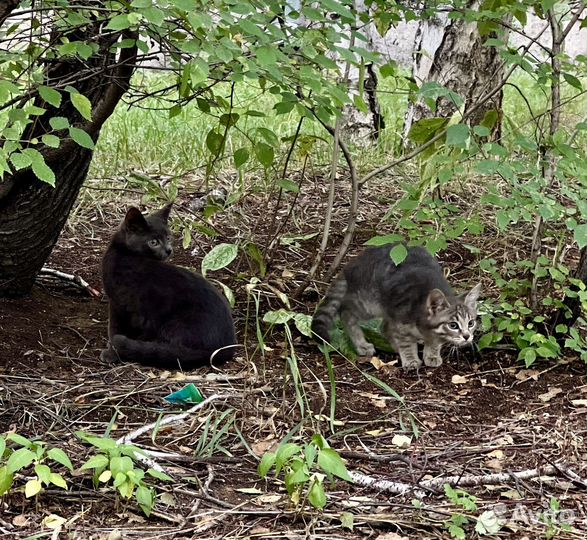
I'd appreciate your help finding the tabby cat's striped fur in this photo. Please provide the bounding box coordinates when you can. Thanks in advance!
[311,245,481,371]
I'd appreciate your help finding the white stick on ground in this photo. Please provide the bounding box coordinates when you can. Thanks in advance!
[117,393,232,445]
[40,267,101,297]
[350,463,585,499]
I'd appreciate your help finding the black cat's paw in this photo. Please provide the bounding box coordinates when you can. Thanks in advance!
[100,346,119,363]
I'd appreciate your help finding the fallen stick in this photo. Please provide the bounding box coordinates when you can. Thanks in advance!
[40,267,101,297]
[350,463,585,499]
[117,392,233,446]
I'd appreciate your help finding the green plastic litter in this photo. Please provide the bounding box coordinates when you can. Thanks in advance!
[164,383,204,404]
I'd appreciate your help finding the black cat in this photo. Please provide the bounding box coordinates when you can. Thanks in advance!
[101,204,236,369]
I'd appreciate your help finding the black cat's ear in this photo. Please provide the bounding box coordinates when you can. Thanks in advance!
[153,202,173,222]
[463,283,481,309]
[427,289,450,316]
[124,207,148,232]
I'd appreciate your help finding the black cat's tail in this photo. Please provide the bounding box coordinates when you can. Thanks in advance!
[109,335,235,369]
[311,276,347,343]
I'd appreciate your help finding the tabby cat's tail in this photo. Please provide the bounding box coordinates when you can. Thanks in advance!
[311,276,347,343]
[109,335,235,369]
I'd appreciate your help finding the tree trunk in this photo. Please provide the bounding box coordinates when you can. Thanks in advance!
[0,5,137,297]
[404,1,508,140]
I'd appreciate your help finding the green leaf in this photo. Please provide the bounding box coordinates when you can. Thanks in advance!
[142,6,165,26]
[136,485,155,516]
[7,448,35,474]
[110,456,133,476]
[201,243,238,277]
[255,142,274,168]
[49,472,67,489]
[246,242,267,277]
[49,116,69,130]
[365,234,403,246]
[446,124,470,147]
[215,280,235,307]
[47,448,73,471]
[205,128,224,156]
[307,478,327,509]
[275,443,302,476]
[7,433,33,448]
[106,14,131,30]
[0,437,5,457]
[28,151,56,186]
[234,147,249,169]
[340,511,354,530]
[379,61,397,78]
[256,45,277,66]
[277,179,299,193]
[563,72,583,90]
[76,432,117,449]
[80,454,109,470]
[38,86,62,108]
[147,468,173,482]
[475,510,502,535]
[9,152,32,171]
[0,466,13,496]
[263,309,293,325]
[573,224,587,249]
[448,523,466,540]
[69,127,95,149]
[407,117,449,145]
[70,92,92,121]
[257,452,276,478]
[42,134,60,148]
[389,244,408,266]
[35,464,51,485]
[293,313,312,337]
[317,448,352,481]
[25,479,43,498]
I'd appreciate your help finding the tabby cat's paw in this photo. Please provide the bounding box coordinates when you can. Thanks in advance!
[424,356,443,368]
[355,343,375,357]
[401,358,423,371]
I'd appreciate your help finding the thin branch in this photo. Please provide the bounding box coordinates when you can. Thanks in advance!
[293,115,341,299]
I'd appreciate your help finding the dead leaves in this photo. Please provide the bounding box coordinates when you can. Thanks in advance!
[538,387,563,402]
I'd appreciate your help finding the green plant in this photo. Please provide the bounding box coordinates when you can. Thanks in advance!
[258,434,352,510]
[443,484,478,539]
[540,496,574,539]
[441,485,503,538]
[0,433,73,498]
[76,432,171,516]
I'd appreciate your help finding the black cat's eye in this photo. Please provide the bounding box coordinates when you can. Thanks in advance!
[148,239,160,247]
[448,322,459,330]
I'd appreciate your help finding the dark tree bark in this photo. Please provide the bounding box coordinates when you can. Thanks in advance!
[0,10,137,297]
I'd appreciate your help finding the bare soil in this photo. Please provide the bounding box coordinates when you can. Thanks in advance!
[0,186,585,540]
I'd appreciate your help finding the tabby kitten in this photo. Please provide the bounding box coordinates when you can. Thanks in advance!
[311,245,481,371]
[101,204,236,369]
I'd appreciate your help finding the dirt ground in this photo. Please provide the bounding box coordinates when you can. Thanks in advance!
[0,184,586,540]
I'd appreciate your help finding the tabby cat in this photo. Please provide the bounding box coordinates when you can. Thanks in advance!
[101,204,236,369]
[311,245,481,371]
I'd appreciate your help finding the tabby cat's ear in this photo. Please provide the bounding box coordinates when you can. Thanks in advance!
[154,202,173,222]
[124,207,148,232]
[463,283,482,309]
[426,289,449,316]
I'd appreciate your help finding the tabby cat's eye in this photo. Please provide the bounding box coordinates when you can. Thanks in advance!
[468,320,475,328]
[448,322,459,330]
[148,239,160,247]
